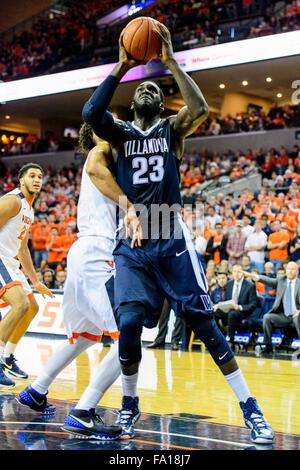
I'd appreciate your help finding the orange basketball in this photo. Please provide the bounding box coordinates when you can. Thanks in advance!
[121,17,162,62]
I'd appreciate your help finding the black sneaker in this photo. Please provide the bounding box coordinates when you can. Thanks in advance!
[63,408,122,440]
[1,355,28,379]
[17,386,56,414]
[0,364,15,389]
[116,396,141,439]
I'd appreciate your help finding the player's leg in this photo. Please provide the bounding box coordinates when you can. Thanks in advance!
[186,313,274,444]
[0,285,29,389]
[62,340,122,440]
[18,255,96,412]
[0,285,29,347]
[113,245,162,437]
[116,301,146,438]
[2,295,39,379]
[158,229,274,445]
[18,335,94,414]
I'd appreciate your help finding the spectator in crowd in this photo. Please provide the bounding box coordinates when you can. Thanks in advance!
[241,215,255,238]
[241,255,252,272]
[46,227,64,269]
[206,222,228,264]
[30,217,50,269]
[0,0,299,86]
[205,206,222,229]
[54,270,67,289]
[211,272,229,334]
[225,264,258,349]
[226,220,247,265]
[245,219,268,273]
[289,223,300,263]
[194,227,208,268]
[260,214,272,236]
[42,269,55,289]
[256,261,277,315]
[244,262,300,357]
[267,220,290,272]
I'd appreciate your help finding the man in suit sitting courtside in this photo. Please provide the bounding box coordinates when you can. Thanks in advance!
[225,264,258,349]
[244,262,300,357]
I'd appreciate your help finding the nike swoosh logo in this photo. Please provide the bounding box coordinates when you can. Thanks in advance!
[73,416,94,428]
[3,363,12,370]
[218,351,229,360]
[29,394,44,407]
[119,357,131,361]
[176,249,188,257]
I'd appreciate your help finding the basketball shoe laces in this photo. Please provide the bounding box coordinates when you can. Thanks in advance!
[89,409,104,425]
[118,408,135,428]
[243,399,269,432]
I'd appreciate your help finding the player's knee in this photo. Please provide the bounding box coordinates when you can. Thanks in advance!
[29,300,39,317]
[188,315,233,365]
[14,298,30,317]
[120,361,140,374]
[118,302,145,334]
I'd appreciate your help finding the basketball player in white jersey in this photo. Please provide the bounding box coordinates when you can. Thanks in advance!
[19,124,142,440]
[0,163,53,389]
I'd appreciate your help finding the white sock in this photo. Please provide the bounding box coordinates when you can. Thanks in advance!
[0,342,5,358]
[75,341,121,411]
[31,336,93,395]
[121,371,139,398]
[4,342,17,358]
[224,368,251,403]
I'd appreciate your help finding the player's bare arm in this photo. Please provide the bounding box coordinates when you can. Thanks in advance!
[18,233,53,298]
[86,142,143,248]
[153,23,209,144]
[0,196,22,229]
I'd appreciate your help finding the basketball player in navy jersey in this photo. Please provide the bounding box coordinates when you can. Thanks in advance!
[82,23,274,444]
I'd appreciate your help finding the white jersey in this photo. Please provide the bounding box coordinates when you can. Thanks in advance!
[77,157,116,248]
[0,189,34,259]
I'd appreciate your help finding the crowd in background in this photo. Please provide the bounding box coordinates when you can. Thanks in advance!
[0,141,299,294]
[196,103,300,137]
[0,0,299,82]
[1,101,300,157]
[0,137,299,350]
[0,131,76,157]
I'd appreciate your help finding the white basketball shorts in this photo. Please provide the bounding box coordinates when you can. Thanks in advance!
[62,237,119,343]
[0,255,32,307]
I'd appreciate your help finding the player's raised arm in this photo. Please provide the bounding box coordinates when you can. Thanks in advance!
[82,37,146,143]
[153,23,209,139]
[86,141,143,248]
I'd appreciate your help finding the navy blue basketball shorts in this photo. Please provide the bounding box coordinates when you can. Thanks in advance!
[114,224,213,324]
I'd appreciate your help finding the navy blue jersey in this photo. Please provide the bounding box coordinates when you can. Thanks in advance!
[114,118,182,240]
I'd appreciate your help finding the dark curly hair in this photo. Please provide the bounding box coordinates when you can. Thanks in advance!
[78,122,95,155]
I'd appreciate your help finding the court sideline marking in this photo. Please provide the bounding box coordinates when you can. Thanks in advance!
[0,420,252,448]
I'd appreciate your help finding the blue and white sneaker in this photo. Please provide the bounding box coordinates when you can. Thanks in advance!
[240,397,275,444]
[17,386,55,414]
[1,354,28,379]
[63,408,122,440]
[0,364,15,389]
[116,396,141,439]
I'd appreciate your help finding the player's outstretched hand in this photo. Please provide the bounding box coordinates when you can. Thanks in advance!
[152,22,174,65]
[33,282,54,298]
[124,207,143,248]
[118,34,147,69]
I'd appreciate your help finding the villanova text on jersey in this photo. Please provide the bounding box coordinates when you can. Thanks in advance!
[115,118,184,240]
